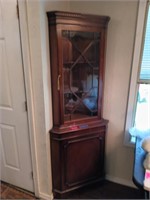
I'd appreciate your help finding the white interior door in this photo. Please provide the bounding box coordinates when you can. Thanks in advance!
[0,0,34,192]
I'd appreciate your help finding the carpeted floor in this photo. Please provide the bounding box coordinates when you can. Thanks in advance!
[0,180,145,199]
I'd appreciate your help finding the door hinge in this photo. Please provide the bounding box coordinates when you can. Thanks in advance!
[16,4,19,19]
[25,101,28,112]
[31,171,34,180]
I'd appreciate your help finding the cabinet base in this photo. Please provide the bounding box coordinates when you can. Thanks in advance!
[53,177,105,199]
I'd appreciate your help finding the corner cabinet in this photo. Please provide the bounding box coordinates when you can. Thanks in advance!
[47,11,110,198]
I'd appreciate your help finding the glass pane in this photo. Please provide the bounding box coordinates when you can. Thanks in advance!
[62,30,100,121]
[140,5,150,80]
[134,84,150,130]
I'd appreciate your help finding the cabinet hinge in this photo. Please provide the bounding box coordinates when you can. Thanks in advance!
[16,4,19,19]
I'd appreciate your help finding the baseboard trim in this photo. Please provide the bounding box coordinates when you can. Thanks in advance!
[39,192,53,200]
[106,174,137,189]
[39,175,137,199]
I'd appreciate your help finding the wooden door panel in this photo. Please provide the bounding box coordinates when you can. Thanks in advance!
[64,134,104,187]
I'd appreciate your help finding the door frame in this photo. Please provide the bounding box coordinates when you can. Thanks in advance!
[18,1,53,199]
[17,1,39,197]
[18,0,53,200]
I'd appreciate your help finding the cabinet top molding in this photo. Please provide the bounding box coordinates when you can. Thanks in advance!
[47,11,110,28]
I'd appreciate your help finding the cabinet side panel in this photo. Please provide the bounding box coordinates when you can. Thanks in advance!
[50,136,61,190]
[49,26,60,126]
[99,29,108,118]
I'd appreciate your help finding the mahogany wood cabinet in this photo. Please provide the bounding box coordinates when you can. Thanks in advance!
[47,11,110,198]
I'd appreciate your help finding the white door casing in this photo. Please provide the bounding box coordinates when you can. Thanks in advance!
[0,0,34,192]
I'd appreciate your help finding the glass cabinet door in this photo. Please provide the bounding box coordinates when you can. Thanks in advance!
[62,30,100,122]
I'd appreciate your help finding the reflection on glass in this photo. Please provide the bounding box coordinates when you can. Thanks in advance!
[62,30,100,121]
[140,6,150,80]
[134,84,150,130]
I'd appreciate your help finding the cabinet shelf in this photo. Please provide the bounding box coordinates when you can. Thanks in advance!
[63,62,99,66]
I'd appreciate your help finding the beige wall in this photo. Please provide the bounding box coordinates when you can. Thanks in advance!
[70,1,138,185]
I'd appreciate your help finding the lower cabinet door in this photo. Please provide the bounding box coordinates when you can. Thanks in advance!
[63,133,105,187]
